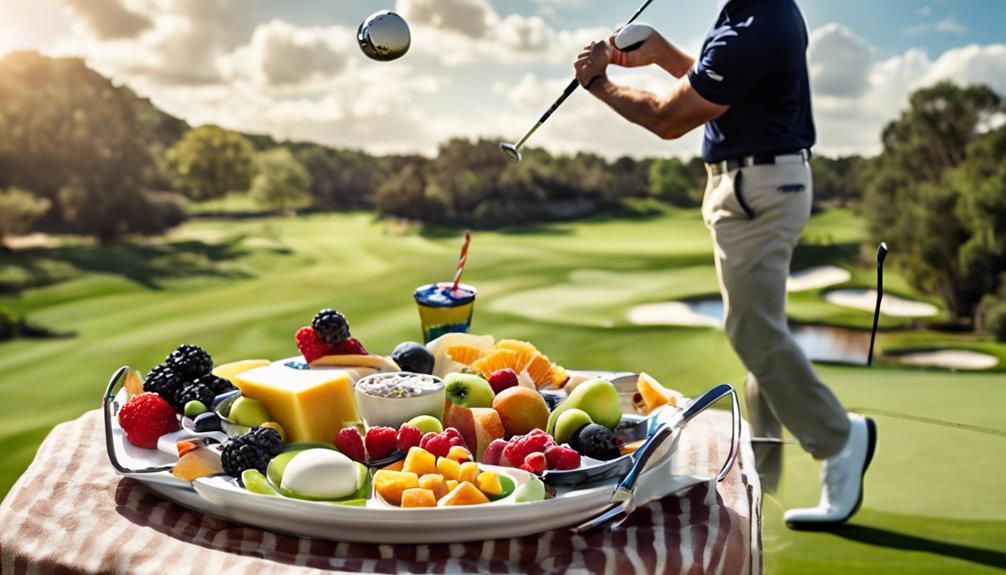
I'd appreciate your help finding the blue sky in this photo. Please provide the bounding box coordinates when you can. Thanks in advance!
[1,0,1003,158]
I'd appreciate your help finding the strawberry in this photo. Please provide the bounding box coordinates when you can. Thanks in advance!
[502,429,555,467]
[295,326,328,363]
[335,427,366,462]
[118,392,179,449]
[364,426,397,460]
[487,368,519,394]
[545,444,581,470]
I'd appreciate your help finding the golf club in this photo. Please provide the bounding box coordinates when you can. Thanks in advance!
[499,0,657,162]
[867,242,888,366]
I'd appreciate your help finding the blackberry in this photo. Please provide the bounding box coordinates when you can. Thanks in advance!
[221,427,283,477]
[194,373,237,396]
[143,363,184,406]
[311,309,351,345]
[166,344,213,379]
[176,383,215,413]
[570,424,621,461]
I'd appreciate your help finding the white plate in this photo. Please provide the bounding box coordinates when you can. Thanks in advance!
[103,368,688,544]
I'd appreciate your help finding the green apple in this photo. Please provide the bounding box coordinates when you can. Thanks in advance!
[444,373,495,408]
[514,477,546,503]
[547,378,621,434]
[407,414,444,434]
[241,469,279,496]
[552,408,593,444]
[229,397,270,427]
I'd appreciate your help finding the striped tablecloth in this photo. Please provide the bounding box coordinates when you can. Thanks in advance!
[0,409,761,574]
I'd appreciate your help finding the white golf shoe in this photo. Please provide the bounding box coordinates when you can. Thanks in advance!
[784,414,877,529]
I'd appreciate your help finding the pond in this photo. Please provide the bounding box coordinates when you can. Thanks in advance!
[626,298,872,364]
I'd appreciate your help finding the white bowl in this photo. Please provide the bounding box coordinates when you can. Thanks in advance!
[354,372,445,428]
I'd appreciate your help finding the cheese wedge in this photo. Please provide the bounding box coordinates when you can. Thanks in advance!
[234,364,358,443]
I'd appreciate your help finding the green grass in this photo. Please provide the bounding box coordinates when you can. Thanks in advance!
[1,208,1003,573]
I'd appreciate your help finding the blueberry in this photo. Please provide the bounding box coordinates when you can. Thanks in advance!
[570,424,621,460]
[194,412,223,433]
[391,341,435,374]
[539,391,564,412]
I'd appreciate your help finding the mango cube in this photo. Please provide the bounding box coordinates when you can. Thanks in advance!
[459,461,479,483]
[446,445,472,462]
[403,447,437,476]
[437,457,461,481]
[419,473,449,500]
[476,471,503,496]
[401,488,437,508]
[445,479,459,491]
[373,470,420,506]
[233,365,358,443]
[382,459,405,472]
[438,481,490,506]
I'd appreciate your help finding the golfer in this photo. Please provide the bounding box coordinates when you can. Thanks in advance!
[573,0,876,528]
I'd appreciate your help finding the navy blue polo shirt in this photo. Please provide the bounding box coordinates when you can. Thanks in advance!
[688,0,815,163]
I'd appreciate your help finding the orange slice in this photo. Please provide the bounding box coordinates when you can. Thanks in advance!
[525,353,554,387]
[547,364,570,388]
[495,340,538,372]
[446,345,485,366]
[470,349,518,377]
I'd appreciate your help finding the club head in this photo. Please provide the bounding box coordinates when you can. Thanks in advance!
[499,143,522,163]
[358,11,411,62]
[876,242,888,267]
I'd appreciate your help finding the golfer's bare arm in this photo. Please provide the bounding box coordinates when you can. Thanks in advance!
[635,35,695,78]
[587,77,727,140]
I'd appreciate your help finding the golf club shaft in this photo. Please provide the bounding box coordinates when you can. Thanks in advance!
[512,0,657,152]
[867,242,888,366]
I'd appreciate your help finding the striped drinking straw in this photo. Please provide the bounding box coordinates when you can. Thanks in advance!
[451,230,472,292]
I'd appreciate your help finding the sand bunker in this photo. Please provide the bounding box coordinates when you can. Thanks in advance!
[825,289,939,317]
[786,265,851,292]
[626,301,722,328]
[895,350,999,370]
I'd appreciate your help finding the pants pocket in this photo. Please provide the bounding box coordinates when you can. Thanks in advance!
[734,170,755,219]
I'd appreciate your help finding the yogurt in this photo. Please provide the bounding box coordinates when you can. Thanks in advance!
[355,372,445,428]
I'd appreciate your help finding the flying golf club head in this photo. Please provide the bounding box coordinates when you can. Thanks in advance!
[876,242,889,266]
[358,11,411,62]
[614,23,656,52]
[499,143,522,163]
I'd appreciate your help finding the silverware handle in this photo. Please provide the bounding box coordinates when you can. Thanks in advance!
[615,422,672,496]
[673,383,741,482]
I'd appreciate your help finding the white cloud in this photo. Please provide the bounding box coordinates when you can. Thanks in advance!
[935,17,967,34]
[220,20,353,87]
[809,23,874,98]
[62,0,151,40]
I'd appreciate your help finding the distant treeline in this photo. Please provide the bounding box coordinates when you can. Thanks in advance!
[1,52,1003,337]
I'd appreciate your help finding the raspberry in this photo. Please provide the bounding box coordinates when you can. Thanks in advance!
[330,337,367,355]
[118,392,180,449]
[396,424,422,453]
[335,427,366,462]
[502,430,555,468]
[487,368,519,394]
[365,426,397,460]
[312,309,351,345]
[545,444,581,470]
[419,430,465,458]
[295,326,328,363]
[520,452,547,475]
[443,427,463,443]
[482,439,507,465]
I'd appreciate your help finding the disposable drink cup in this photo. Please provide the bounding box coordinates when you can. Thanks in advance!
[413,283,477,343]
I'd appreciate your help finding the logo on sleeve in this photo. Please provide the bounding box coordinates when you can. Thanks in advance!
[700,15,756,82]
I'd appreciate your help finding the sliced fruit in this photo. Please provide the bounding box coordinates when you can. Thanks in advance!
[495,340,538,372]
[470,349,518,379]
[419,473,449,500]
[373,470,420,506]
[403,447,437,476]
[476,471,503,496]
[172,448,223,481]
[176,440,200,458]
[437,457,461,481]
[241,469,279,496]
[445,345,485,365]
[621,439,645,455]
[437,481,490,506]
[524,354,554,387]
[445,479,459,492]
[124,369,144,399]
[213,359,271,381]
[443,404,505,461]
[310,354,401,373]
[427,333,496,378]
[514,477,546,503]
[636,372,672,413]
[548,365,570,388]
[401,487,437,508]
[458,461,479,484]
[382,459,406,472]
[446,445,472,462]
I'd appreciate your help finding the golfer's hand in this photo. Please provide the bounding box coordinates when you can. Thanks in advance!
[574,40,611,89]
[608,30,664,68]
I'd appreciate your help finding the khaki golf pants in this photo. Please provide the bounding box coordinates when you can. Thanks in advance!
[702,160,850,460]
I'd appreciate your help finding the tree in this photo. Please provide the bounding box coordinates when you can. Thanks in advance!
[861,82,1004,321]
[0,188,50,250]
[649,158,698,206]
[250,148,311,212]
[167,126,257,202]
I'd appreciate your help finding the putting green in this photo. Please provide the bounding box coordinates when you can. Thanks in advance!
[1,209,1003,574]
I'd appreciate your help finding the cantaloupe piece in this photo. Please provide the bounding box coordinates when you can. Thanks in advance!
[437,457,461,481]
[476,471,503,496]
[446,445,472,462]
[445,479,459,491]
[374,470,420,506]
[637,372,671,413]
[403,447,437,476]
[438,481,490,506]
[458,461,479,483]
[172,449,223,481]
[401,488,437,508]
[419,474,449,500]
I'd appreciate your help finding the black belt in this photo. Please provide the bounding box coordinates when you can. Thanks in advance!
[706,149,811,177]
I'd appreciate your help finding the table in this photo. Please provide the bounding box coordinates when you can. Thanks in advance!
[0,408,761,574]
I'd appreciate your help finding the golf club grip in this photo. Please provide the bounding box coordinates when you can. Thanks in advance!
[539,79,580,124]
